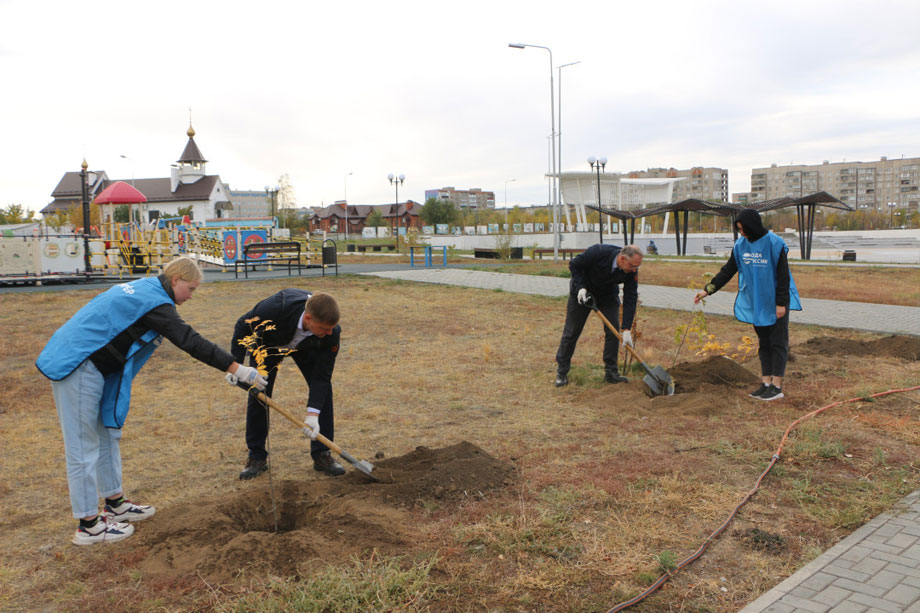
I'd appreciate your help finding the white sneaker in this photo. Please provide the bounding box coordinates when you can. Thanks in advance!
[104,499,156,522]
[72,517,134,546]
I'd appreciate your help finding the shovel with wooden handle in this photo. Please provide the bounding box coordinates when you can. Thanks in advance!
[583,296,675,397]
[237,382,379,482]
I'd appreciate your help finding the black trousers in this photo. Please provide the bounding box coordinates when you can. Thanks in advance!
[555,289,621,373]
[245,353,334,462]
[753,311,790,378]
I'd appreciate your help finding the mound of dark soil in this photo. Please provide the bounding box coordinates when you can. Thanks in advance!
[132,441,514,583]
[800,335,920,361]
[669,355,759,394]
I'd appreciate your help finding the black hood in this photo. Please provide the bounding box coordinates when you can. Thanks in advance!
[737,209,768,241]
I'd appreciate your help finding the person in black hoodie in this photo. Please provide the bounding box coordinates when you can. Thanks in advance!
[554,244,643,387]
[694,209,801,401]
[231,290,344,479]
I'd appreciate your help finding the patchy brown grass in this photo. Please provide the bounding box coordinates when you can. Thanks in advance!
[0,273,919,612]
[476,258,920,306]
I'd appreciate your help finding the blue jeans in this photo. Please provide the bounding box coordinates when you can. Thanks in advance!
[51,360,123,519]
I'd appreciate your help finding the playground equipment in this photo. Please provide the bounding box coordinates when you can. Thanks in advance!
[1,191,332,283]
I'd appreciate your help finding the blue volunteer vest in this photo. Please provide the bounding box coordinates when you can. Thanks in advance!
[732,232,802,327]
[36,277,174,428]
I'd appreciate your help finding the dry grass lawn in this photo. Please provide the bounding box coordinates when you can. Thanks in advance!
[1,270,919,611]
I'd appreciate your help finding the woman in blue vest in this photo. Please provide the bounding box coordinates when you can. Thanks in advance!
[36,256,267,546]
[693,209,801,401]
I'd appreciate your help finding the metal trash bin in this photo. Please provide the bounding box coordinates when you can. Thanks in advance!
[842,250,856,262]
[321,240,338,277]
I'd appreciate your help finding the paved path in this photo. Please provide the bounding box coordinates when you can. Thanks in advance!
[361,268,920,337]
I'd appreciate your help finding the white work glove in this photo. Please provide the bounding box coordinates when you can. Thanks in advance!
[303,414,320,440]
[622,330,633,348]
[577,288,591,305]
[225,365,267,391]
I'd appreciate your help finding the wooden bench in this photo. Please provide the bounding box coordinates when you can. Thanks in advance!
[235,241,303,278]
[474,247,523,259]
[532,248,584,260]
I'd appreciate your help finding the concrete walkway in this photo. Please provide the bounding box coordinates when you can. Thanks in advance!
[361,268,920,337]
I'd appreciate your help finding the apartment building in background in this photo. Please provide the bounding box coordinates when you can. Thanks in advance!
[749,157,920,211]
[425,186,495,209]
[626,167,729,203]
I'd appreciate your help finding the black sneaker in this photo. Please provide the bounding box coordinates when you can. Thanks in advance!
[239,458,268,480]
[313,451,346,476]
[749,383,769,398]
[554,371,569,387]
[759,385,785,401]
[605,370,628,384]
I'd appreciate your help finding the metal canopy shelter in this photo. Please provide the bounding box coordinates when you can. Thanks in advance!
[755,192,851,260]
[585,204,639,246]
[637,199,744,255]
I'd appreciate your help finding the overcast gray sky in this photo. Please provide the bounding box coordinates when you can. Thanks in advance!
[2,0,919,213]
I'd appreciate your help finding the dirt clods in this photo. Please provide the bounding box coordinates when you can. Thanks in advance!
[133,441,514,583]
[801,335,920,361]
[669,355,760,394]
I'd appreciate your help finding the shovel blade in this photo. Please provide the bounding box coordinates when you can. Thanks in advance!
[338,450,379,482]
[643,366,675,397]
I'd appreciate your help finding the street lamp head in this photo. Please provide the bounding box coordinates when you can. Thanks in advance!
[387,173,394,182]
[264,185,270,192]
[509,43,526,49]
[587,155,596,165]
[599,156,608,166]
[398,174,406,183]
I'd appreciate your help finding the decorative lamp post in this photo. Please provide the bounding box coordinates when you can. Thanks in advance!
[80,158,92,274]
[264,185,279,236]
[509,42,559,262]
[344,172,353,242]
[588,155,607,243]
[387,173,405,251]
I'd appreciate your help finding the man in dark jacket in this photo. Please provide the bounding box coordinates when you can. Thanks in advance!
[555,244,643,387]
[231,290,344,479]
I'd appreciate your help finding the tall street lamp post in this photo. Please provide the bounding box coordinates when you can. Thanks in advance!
[588,156,607,244]
[888,202,897,228]
[80,158,92,274]
[504,178,516,227]
[344,172,353,242]
[388,173,405,252]
[509,42,558,262]
[557,60,580,228]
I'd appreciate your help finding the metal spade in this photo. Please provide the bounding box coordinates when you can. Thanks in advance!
[237,382,379,481]
[584,297,675,397]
